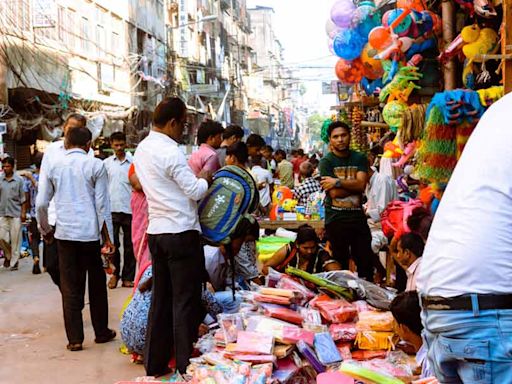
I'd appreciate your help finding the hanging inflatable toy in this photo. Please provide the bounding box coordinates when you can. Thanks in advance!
[335,58,365,85]
[331,0,357,28]
[333,28,367,61]
[360,43,385,80]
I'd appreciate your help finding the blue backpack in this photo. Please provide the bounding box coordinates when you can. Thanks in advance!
[198,165,259,245]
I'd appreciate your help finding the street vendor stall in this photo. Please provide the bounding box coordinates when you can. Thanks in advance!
[258,219,324,231]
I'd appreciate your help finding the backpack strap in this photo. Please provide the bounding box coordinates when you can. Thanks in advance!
[275,243,298,272]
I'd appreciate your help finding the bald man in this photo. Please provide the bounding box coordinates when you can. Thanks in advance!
[293,162,321,206]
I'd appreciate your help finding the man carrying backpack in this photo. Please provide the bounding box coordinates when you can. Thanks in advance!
[134,97,211,376]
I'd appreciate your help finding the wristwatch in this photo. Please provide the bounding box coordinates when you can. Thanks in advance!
[335,179,342,188]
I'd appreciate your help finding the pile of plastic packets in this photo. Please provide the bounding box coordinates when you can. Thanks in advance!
[169,266,424,384]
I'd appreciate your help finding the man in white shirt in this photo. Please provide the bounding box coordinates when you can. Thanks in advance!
[417,93,512,383]
[393,232,423,291]
[38,113,93,288]
[37,126,116,352]
[104,131,135,289]
[134,97,210,376]
[365,165,398,223]
[251,156,273,216]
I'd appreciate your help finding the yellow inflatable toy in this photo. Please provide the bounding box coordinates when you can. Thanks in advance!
[461,25,499,65]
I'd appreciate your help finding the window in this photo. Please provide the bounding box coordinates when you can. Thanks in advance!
[111,32,120,56]
[58,6,66,43]
[111,16,122,56]
[80,17,90,52]
[96,25,106,59]
[67,8,76,49]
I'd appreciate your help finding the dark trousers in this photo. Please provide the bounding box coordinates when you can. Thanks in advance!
[144,231,204,375]
[57,239,110,344]
[43,226,60,288]
[326,219,375,281]
[29,218,40,259]
[112,212,135,282]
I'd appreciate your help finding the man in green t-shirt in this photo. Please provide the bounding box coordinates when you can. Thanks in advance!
[319,121,374,281]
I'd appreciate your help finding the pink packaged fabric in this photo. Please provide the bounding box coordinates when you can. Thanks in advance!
[233,331,274,354]
[281,326,315,346]
[329,323,358,342]
[309,294,357,323]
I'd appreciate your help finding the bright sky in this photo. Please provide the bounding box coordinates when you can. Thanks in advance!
[247,0,337,114]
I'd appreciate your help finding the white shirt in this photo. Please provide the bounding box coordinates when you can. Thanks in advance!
[134,131,208,235]
[365,169,398,222]
[36,148,114,242]
[418,93,512,297]
[39,140,94,226]
[251,165,273,207]
[104,152,133,214]
[405,257,421,292]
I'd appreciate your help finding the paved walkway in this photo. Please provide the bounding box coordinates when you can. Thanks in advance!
[0,257,145,384]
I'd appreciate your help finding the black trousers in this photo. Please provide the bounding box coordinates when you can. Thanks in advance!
[43,226,60,288]
[57,239,110,344]
[112,212,135,282]
[29,218,40,259]
[144,231,204,375]
[326,218,375,281]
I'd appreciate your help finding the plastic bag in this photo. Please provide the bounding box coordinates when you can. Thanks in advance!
[219,313,244,344]
[315,271,396,310]
[357,311,395,332]
[233,331,274,354]
[313,332,342,365]
[329,323,357,342]
[260,303,304,325]
[282,326,315,346]
[276,275,316,304]
[355,331,399,351]
[340,361,404,384]
[309,294,357,323]
[254,293,293,306]
[265,267,283,288]
[299,307,322,325]
[336,343,353,360]
[296,340,325,373]
[246,315,299,342]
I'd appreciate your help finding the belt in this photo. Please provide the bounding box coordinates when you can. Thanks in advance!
[422,294,512,311]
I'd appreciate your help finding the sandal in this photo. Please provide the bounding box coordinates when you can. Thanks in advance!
[108,276,119,289]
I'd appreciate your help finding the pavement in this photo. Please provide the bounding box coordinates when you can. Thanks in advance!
[0,256,145,384]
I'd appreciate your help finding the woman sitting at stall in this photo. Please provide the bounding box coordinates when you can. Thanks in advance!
[262,225,341,274]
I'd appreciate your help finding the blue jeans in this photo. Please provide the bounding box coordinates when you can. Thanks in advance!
[422,300,512,383]
[214,291,241,314]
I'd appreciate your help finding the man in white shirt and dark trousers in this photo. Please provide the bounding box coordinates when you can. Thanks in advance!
[104,131,135,288]
[37,126,116,352]
[134,98,210,376]
[39,113,92,288]
[418,93,512,383]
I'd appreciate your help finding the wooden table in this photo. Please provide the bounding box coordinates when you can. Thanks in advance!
[258,219,324,230]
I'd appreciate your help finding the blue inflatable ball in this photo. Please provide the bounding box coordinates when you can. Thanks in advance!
[353,4,381,38]
[333,28,366,61]
[387,9,412,35]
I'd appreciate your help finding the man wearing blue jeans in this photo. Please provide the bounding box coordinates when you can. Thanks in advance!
[417,93,512,383]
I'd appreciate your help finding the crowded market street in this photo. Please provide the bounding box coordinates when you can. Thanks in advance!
[2,0,512,382]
